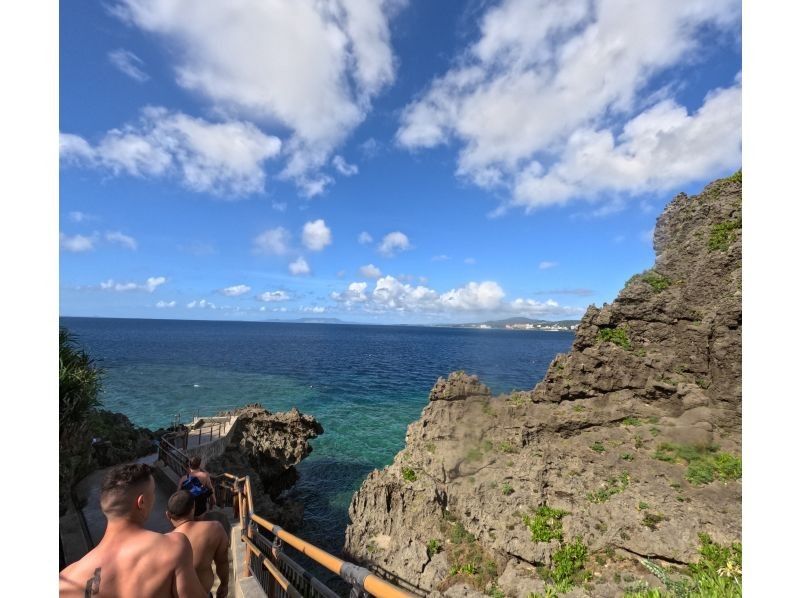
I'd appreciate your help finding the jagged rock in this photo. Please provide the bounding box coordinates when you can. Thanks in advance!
[345,175,742,595]
[206,404,323,530]
[429,371,492,402]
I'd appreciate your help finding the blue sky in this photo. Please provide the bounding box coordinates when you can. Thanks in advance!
[59,0,742,324]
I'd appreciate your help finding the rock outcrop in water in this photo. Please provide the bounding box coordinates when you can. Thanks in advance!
[344,174,742,597]
[206,404,323,529]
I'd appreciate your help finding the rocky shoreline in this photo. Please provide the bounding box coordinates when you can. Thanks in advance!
[343,174,742,597]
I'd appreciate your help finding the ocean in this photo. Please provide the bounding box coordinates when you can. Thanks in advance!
[59,316,574,557]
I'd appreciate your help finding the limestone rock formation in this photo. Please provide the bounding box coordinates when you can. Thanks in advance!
[344,174,742,597]
[206,404,323,529]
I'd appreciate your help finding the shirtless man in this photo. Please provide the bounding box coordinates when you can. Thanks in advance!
[167,490,230,598]
[177,456,216,516]
[59,463,206,598]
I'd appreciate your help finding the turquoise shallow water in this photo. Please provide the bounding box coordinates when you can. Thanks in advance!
[60,316,574,556]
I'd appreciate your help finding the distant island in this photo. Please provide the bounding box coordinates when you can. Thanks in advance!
[442,317,580,331]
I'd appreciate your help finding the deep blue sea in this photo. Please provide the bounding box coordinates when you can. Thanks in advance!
[60,316,574,555]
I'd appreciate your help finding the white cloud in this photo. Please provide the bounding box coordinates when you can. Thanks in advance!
[68,211,95,223]
[358,231,373,244]
[108,48,150,82]
[187,299,216,309]
[359,264,382,278]
[60,107,282,197]
[289,257,311,275]
[439,281,505,311]
[332,155,359,176]
[464,257,476,265]
[156,300,176,308]
[539,261,557,270]
[99,276,166,292]
[378,231,411,256]
[331,281,369,304]
[221,284,251,297]
[301,306,327,313]
[60,233,95,253]
[253,227,291,255]
[431,254,450,262]
[258,290,290,302]
[112,0,404,191]
[331,276,583,317]
[105,231,138,250]
[397,0,741,212]
[302,219,332,251]
[272,201,287,212]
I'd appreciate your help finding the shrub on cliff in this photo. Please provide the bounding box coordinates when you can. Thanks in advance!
[59,327,103,514]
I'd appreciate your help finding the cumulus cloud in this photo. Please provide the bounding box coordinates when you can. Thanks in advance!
[112,0,405,191]
[253,227,291,255]
[105,231,138,250]
[221,284,251,297]
[331,275,582,317]
[538,261,557,270]
[301,306,326,313]
[258,290,290,302]
[378,231,411,256]
[100,276,166,292]
[358,231,373,244]
[431,254,450,262]
[60,233,96,252]
[187,299,216,309]
[359,264,382,278]
[156,300,176,308]
[331,281,369,304]
[302,219,332,251]
[108,48,150,82]
[289,257,310,275]
[397,0,741,212]
[60,107,282,197]
[332,155,358,176]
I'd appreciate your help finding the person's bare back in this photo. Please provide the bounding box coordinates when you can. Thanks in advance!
[59,527,196,597]
[171,520,229,594]
[59,464,206,598]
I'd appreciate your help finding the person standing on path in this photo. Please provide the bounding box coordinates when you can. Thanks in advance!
[59,464,206,597]
[177,456,216,517]
[166,490,230,598]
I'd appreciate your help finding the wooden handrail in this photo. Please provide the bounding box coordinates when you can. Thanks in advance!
[159,440,413,597]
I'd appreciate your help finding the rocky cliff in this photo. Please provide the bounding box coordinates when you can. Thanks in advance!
[206,404,324,529]
[344,174,742,597]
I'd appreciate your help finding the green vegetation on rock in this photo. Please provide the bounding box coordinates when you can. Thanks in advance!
[596,327,632,350]
[426,538,442,558]
[522,505,569,543]
[708,219,741,251]
[652,443,741,485]
[401,467,417,482]
[640,271,672,292]
[587,472,630,503]
[623,534,741,597]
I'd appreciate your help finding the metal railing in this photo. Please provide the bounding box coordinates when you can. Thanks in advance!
[158,439,413,598]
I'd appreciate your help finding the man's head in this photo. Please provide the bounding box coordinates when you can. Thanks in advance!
[99,463,155,522]
[166,490,195,524]
[188,456,202,470]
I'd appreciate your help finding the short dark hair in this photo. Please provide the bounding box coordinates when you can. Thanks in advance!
[189,456,202,469]
[100,463,154,517]
[167,490,195,519]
